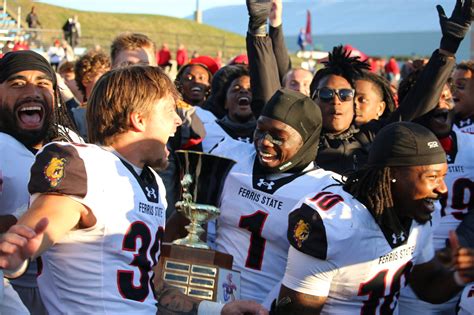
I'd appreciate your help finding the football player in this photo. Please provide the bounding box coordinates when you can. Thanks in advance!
[0,50,77,314]
[209,88,341,303]
[452,61,474,132]
[0,66,267,315]
[398,61,474,314]
[273,122,474,314]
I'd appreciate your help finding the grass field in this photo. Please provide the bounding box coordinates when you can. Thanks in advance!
[6,0,247,60]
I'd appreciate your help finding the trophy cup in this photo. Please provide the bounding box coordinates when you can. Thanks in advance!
[155,150,239,303]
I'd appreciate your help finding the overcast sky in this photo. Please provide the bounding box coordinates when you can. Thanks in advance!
[37,0,245,18]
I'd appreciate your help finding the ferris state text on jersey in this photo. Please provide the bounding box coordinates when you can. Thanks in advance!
[284,186,434,315]
[435,129,474,250]
[27,142,166,314]
[237,186,284,210]
[212,140,341,303]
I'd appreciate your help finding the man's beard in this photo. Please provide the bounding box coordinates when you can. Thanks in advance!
[0,101,53,148]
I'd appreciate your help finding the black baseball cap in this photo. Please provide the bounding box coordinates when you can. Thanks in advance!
[368,122,446,167]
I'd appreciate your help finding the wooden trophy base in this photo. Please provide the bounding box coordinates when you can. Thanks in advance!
[155,243,240,302]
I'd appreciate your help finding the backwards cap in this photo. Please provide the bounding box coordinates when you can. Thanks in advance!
[0,50,57,86]
[368,122,446,167]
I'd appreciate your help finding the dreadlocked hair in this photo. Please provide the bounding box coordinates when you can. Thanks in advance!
[46,86,78,143]
[310,45,370,97]
[355,70,396,119]
[343,166,394,223]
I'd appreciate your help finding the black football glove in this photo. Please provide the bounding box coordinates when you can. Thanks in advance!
[437,0,473,54]
[246,0,272,35]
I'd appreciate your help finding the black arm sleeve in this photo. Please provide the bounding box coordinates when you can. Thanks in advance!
[247,33,282,118]
[269,25,292,84]
[387,50,455,124]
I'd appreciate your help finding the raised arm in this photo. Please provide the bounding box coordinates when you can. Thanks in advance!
[269,0,291,83]
[246,0,282,118]
[388,0,472,123]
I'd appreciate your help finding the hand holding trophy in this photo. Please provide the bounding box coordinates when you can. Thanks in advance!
[156,150,239,303]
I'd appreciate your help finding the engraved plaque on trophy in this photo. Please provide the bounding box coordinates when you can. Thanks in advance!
[155,150,240,303]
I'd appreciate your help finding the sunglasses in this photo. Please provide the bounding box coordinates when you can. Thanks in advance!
[312,87,355,102]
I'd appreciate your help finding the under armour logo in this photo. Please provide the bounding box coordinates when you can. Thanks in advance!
[392,232,406,245]
[427,141,439,149]
[460,119,472,127]
[257,178,275,190]
[237,137,251,143]
[145,186,157,199]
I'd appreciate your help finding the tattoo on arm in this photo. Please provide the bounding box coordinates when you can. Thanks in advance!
[155,281,200,315]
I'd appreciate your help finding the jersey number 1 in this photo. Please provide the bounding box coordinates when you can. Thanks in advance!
[239,211,268,270]
[358,261,412,315]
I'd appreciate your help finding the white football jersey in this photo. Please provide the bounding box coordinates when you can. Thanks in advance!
[213,141,340,303]
[458,282,474,315]
[282,185,434,315]
[0,132,34,218]
[29,142,166,314]
[399,129,474,314]
[434,129,474,250]
[0,132,40,289]
[454,116,474,133]
[202,120,228,153]
[195,106,217,125]
[202,120,253,153]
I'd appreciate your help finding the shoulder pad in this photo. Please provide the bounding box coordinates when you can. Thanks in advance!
[288,203,328,260]
[28,143,87,197]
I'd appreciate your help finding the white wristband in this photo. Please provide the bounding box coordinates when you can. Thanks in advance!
[454,271,466,287]
[3,259,29,279]
[198,300,224,315]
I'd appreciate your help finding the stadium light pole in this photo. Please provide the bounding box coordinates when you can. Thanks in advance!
[194,0,202,24]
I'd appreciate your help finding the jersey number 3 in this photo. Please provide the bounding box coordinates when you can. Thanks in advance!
[117,221,164,302]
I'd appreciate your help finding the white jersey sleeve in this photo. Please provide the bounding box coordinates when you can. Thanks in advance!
[0,133,34,217]
[283,188,434,315]
[458,283,474,315]
[283,246,338,297]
